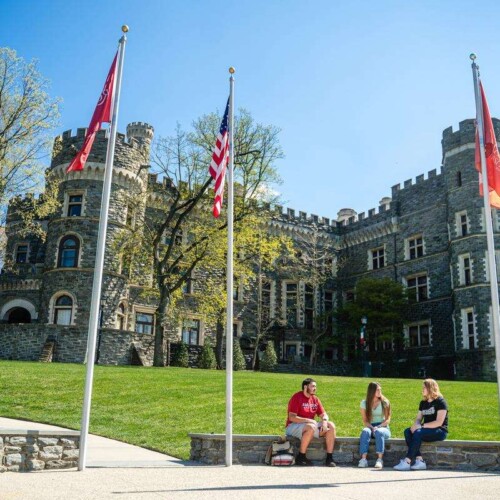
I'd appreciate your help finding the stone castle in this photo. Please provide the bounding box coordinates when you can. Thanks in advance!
[0,117,499,380]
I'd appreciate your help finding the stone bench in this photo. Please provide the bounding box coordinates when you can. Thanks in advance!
[189,433,500,470]
[0,429,80,472]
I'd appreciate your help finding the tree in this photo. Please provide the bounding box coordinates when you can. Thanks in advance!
[171,342,189,367]
[233,338,246,371]
[115,109,283,366]
[0,48,60,205]
[260,341,278,372]
[335,277,408,360]
[197,340,216,369]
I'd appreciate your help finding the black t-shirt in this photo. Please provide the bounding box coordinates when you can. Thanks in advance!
[419,397,448,432]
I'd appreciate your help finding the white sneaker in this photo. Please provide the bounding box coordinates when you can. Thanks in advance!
[358,458,368,468]
[374,458,383,469]
[393,459,411,471]
[411,458,427,470]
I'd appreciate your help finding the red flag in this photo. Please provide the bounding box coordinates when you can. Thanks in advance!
[475,81,500,208]
[66,53,118,173]
[208,99,230,217]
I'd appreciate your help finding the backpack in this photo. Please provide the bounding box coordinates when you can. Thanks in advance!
[265,438,295,466]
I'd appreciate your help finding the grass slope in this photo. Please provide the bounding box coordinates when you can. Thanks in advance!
[1,361,499,459]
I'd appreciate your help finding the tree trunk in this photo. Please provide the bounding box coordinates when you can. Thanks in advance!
[153,290,170,367]
[215,317,224,369]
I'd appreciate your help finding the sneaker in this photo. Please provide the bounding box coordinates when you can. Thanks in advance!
[410,458,427,470]
[295,455,314,466]
[393,459,411,471]
[325,456,336,467]
[374,458,383,469]
[358,458,368,468]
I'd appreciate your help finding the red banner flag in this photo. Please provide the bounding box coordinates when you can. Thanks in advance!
[66,53,118,173]
[475,81,500,208]
[209,99,230,217]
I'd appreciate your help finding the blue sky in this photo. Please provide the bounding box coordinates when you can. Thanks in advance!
[2,0,500,220]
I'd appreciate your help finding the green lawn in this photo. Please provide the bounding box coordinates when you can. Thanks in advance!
[0,361,499,459]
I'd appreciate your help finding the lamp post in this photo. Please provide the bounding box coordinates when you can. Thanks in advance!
[360,316,368,377]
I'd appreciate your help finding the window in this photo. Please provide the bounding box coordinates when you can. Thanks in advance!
[233,277,242,302]
[233,321,242,338]
[456,211,468,237]
[126,205,135,227]
[285,282,298,328]
[462,308,476,349]
[54,295,73,325]
[15,244,29,263]
[261,279,272,328]
[182,276,193,294]
[376,334,392,351]
[304,284,314,329]
[323,290,333,331]
[67,194,83,216]
[135,312,154,334]
[459,254,472,286]
[408,323,430,347]
[457,171,462,187]
[407,274,428,302]
[370,247,385,270]
[116,303,126,330]
[182,318,200,345]
[58,236,80,268]
[407,235,424,260]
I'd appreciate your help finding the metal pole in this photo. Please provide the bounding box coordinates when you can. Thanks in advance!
[471,55,500,411]
[225,67,235,467]
[78,28,127,471]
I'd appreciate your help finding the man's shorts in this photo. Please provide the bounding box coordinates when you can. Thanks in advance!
[285,422,323,439]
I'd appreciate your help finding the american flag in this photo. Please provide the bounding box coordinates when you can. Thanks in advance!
[209,98,230,218]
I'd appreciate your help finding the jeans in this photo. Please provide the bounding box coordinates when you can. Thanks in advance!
[404,427,447,461]
[359,424,391,455]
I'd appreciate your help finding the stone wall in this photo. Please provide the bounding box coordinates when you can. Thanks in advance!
[0,430,80,472]
[189,433,500,470]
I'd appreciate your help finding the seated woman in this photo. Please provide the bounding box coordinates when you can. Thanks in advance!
[394,378,448,471]
[358,381,391,469]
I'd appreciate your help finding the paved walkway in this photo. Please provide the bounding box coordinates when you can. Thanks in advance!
[1,418,500,499]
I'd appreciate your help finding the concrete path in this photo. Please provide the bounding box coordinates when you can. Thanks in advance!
[1,418,500,499]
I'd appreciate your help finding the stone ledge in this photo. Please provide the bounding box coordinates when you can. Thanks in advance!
[189,434,500,470]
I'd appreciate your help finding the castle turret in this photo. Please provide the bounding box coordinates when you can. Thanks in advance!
[126,122,154,149]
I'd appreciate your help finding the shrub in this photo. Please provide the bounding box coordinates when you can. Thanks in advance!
[172,342,189,368]
[198,341,216,370]
[233,338,246,371]
[260,342,277,372]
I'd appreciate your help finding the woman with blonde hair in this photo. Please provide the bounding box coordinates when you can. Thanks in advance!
[358,381,391,469]
[394,378,448,471]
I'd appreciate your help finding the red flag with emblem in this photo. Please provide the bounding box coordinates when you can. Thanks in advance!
[67,52,118,173]
[475,81,500,208]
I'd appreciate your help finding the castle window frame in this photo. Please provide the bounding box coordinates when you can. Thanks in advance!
[283,281,299,328]
[15,243,29,263]
[405,235,424,260]
[456,211,469,237]
[63,190,86,217]
[181,317,202,345]
[49,292,76,326]
[369,246,385,270]
[134,310,155,335]
[261,278,273,328]
[57,235,81,268]
[458,253,473,286]
[322,289,334,332]
[461,307,477,350]
[457,171,462,187]
[116,303,127,330]
[304,284,314,330]
[405,273,429,302]
[406,321,431,348]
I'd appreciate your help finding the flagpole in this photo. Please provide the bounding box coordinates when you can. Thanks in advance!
[225,67,235,467]
[78,27,128,471]
[470,54,500,410]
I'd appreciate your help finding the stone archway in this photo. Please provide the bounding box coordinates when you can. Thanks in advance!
[1,299,38,322]
[6,307,31,324]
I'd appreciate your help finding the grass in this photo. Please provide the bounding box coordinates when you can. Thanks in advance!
[0,361,499,460]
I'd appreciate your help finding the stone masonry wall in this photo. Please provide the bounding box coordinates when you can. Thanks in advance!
[189,434,500,470]
[0,430,80,472]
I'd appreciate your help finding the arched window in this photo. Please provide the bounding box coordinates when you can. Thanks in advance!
[6,307,31,324]
[116,303,126,330]
[58,236,80,268]
[54,295,73,325]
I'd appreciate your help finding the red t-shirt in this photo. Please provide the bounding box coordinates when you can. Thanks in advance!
[285,391,325,427]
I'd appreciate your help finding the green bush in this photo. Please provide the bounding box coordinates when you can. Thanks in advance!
[233,338,246,371]
[198,341,216,369]
[260,342,277,372]
[171,342,189,368]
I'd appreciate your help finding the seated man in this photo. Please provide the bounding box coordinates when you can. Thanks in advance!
[285,377,336,467]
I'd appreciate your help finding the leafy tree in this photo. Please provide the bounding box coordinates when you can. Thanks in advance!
[171,341,189,368]
[115,109,283,367]
[197,340,216,370]
[233,338,246,371]
[260,341,278,372]
[0,48,60,205]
